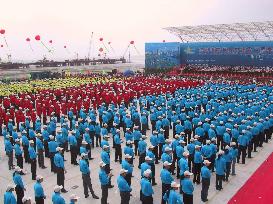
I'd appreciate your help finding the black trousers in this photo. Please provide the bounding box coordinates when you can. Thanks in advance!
[201,178,210,201]
[70,145,77,164]
[44,140,49,157]
[151,164,156,184]
[193,163,201,184]
[115,144,122,162]
[183,193,193,204]
[120,191,130,204]
[30,158,37,180]
[142,195,153,204]
[216,174,224,190]
[23,145,30,163]
[15,185,24,204]
[50,152,56,172]
[237,145,247,164]
[16,155,23,169]
[101,185,109,204]
[56,167,65,187]
[82,173,96,197]
[161,183,171,204]
[134,140,139,156]
[139,152,145,168]
[35,197,45,204]
[225,162,231,181]
[105,164,112,186]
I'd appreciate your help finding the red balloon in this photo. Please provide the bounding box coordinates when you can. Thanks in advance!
[64,45,67,48]
[99,48,103,52]
[163,40,166,43]
[0,29,5,35]
[98,54,101,57]
[26,38,30,42]
[130,41,134,45]
[108,42,111,45]
[0,45,3,47]
[35,35,41,41]
[99,38,103,42]
[49,40,53,43]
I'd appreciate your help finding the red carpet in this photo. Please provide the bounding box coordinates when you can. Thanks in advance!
[228,152,273,204]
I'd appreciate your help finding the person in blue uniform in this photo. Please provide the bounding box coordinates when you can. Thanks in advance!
[54,147,67,193]
[215,150,226,190]
[68,132,78,165]
[14,139,23,169]
[163,182,183,204]
[36,133,46,169]
[48,135,58,173]
[101,145,114,188]
[182,171,194,204]
[13,166,25,204]
[201,160,211,202]
[5,135,14,170]
[122,154,134,186]
[28,140,37,180]
[140,169,154,204]
[51,185,65,204]
[160,161,173,204]
[230,142,238,175]
[99,161,113,204]
[138,136,147,168]
[34,175,46,204]
[193,145,203,184]
[114,129,123,163]
[69,194,79,204]
[237,130,249,164]
[117,169,132,204]
[4,184,17,204]
[79,153,99,199]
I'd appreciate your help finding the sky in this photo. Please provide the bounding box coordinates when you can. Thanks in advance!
[0,0,273,62]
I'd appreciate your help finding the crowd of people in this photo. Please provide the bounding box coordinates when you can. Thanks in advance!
[1,74,273,204]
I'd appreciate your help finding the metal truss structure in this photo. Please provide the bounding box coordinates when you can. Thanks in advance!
[164,21,273,43]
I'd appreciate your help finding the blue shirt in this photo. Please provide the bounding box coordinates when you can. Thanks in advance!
[117,175,132,192]
[54,153,64,168]
[141,162,151,177]
[28,146,37,159]
[164,190,183,204]
[215,156,226,175]
[178,157,189,176]
[201,166,211,179]
[122,160,133,174]
[160,168,174,184]
[101,150,110,164]
[14,144,22,156]
[13,173,24,188]
[52,192,66,204]
[182,178,194,195]
[48,141,58,153]
[34,182,45,198]
[141,177,154,196]
[194,151,203,163]
[4,191,16,204]
[99,169,109,186]
[79,159,90,174]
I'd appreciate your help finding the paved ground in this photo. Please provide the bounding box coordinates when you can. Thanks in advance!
[0,127,272,204]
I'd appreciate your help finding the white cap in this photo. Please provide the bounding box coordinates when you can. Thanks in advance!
[103,145,109,149]
[56,147,63,152]
[14,166,21,172]
[81,153,88,158]
[29,140,34,144]
[230,142,236,146]
[171,181,180,188]
[179,140,186,144]
[125,154,132,159]
[145,156,152,161]
[163,161,172,167]
[54,185,63,192]
[126,140,133,145]
[220,121,224,125]
[148,145,155,149]
[6,184,15,191]
[184,171,193,176]
[22,197,32,202]
[120,169,128,174]
[165,147,172,152]
[183,151,189,157]
[36,175,43,181]
[70,194,80,200]
[206,140,211,144]
[218,150,225,155]
[82,140,88,145]
[49,135,54,140]
[143,169,152,177]
[225,145,230,150]
[203,160,211,165]
[99,161,106,167]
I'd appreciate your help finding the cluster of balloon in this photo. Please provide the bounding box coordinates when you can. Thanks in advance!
[35,35,51,52]
[99,37,109,52]
[64,45,71,54]
[0,28,9,47]
[108,41,116,54]
[123,40,140,57]
[26,37,34,51]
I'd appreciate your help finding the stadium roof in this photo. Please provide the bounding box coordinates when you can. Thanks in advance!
[164,21,273,43]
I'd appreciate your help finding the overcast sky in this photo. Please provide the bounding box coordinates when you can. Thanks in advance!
[0,0,273,62]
